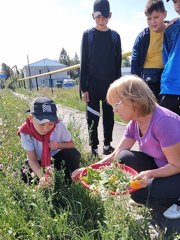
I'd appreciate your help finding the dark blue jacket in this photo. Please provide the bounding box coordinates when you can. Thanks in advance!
[131,28,150,76]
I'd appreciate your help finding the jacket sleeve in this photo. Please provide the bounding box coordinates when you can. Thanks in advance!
[131,32,143,76]
[80,31,89,92]
[114,33,122,79]
[162,22,178,65]
[163,31,169,65]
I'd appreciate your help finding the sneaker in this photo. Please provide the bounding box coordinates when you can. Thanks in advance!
[103,145,114,155]
[163,204,180,219]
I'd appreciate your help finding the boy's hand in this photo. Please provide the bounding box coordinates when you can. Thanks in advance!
[49,141,59,150]
[82,92,89,103]
[38,175,53,189]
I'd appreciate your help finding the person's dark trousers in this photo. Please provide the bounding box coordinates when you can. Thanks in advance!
[159,94,180,116]
[21,148,80,185]
[86,98,114,149]
[102,99,114,146]
[147,82,160,102]
[141,68,162,102]
[53,148,81,184]
[118,150,180,207]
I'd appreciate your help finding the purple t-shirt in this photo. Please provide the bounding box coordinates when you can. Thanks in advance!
[124,106,180,167]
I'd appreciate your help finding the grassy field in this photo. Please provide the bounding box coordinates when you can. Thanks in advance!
[0,87,179,239]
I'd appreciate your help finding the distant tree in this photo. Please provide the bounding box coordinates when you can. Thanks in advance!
[59,48,70,66]
[73,52,80,64]
[1,63,11,79]
[59,49,80,80]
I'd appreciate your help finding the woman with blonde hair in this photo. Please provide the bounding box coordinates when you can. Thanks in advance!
[73,75,180,221]
[104,75,180,214]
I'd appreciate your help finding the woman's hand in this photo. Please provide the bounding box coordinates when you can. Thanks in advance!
[133,170,154,188]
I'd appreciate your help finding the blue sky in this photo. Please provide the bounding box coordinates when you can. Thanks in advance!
[0,0,177,70]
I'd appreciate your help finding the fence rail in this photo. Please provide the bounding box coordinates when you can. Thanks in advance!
[18,64,80,82]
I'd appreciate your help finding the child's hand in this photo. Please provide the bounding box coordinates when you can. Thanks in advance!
[49,141,59,150]
[82,92,89,103]
[38,175,53,189]
[38,168,53,189]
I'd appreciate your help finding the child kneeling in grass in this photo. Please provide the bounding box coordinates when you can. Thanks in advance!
[18,96,81,188]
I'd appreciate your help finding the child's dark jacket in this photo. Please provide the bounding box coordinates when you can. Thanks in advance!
[131,28,150,76]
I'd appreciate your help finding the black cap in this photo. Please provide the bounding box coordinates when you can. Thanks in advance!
[29,97,58,123]
[93,0,110,18]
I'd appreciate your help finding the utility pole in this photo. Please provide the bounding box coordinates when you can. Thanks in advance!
[27,54,32,90]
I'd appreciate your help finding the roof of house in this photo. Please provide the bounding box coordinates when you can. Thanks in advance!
[24,58,66,67]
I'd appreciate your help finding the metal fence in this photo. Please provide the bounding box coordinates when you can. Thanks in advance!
[17,64,80,93]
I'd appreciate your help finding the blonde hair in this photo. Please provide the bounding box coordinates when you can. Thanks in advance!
[107,75,157,116]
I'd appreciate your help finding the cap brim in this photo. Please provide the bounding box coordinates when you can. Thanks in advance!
[33,114,59,124]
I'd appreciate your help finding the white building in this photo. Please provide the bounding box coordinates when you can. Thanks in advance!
[23,58,70,89]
